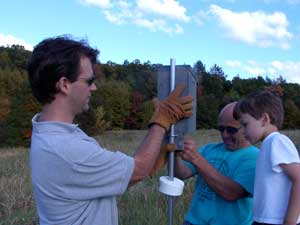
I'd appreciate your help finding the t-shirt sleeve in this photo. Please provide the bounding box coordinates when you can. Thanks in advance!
[56,138,134,200]
[270,135,300,173]
[232,148,258,195]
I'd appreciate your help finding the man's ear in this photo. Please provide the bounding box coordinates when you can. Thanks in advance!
[261,113,271,126]
[56,77,71,95]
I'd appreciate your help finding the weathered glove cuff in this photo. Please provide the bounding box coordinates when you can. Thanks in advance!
[148,115,169,131]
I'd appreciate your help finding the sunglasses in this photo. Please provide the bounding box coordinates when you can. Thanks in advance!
[218,126,241,135]
[77,75,96,86]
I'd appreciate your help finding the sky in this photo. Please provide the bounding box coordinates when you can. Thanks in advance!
[1,0,300,83]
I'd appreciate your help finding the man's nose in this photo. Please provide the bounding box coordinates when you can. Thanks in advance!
[90,83,97,91]
[222,129,232,138]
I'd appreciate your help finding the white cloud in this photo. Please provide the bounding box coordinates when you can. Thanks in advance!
[136,0,190,22]
[287,0,300,4]
[193,10,210,26]
[225,59,300,83]
[103,10,126,25]
[79,0,112,9]
[244,65,266,75]
[263,0,300,4]
[79,0,186,35]
[270,60,284,71]
[263,0,278,3]
[102,1,134,25]
[134,18,183,34]
[0,33,33,51]
[225,60,241,68]
[268,61,300,83]
[209,4,293,49]
[280,42,291,50]
[174,24,184,34]
[198,0,236,2]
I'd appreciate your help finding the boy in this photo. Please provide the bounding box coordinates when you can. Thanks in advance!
[233,90,300,225]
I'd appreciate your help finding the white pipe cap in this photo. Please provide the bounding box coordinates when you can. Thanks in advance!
[159,176,184,196]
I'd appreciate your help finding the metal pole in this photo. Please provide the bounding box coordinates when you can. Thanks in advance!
[168,58,176,225]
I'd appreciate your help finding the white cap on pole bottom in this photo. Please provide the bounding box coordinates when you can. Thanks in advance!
[159,176,184,196]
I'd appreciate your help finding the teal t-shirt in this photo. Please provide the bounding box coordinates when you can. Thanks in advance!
[184,143,259,225]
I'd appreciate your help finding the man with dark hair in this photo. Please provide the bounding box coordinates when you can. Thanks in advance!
[27,35,193,225]
[175,102,259,225]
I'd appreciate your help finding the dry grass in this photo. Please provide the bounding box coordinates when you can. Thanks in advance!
[0,148,37,225]
[0,129,299,225]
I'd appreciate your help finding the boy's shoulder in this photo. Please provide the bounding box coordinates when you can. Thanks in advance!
[264,131,299,154]
[266,131,292,143]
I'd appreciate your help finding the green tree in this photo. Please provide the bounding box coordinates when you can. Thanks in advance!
[197,94,221,129]
[125,92,146,129]
[193,60,206,82]
[0,45,31,69]
[92,79,131,129]
[140,100,154,129]
[283,99,300,128]
[0,50,10,67]
[209,64,225,77]
[125,61,157,99]
[0,68,28,141]
[231,76,267,96]
[201,73,225,99]
[281,83,300,107]
[2,81,41,146]
[94,106,111,133]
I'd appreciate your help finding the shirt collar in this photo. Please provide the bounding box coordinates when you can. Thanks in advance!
[32,113,79,133]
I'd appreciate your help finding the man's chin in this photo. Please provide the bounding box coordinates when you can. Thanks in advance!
[82,104,90,113]
[224,142,236,150]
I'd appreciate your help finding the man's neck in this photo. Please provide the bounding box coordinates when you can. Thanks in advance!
[39,101,75,124]
[240,142,251,149]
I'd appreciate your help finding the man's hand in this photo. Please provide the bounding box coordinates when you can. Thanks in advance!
[180,138,249,201]
[149,84,193,131]
[181,139,201,164]
[150,144,177,177]
[150,138,198,177]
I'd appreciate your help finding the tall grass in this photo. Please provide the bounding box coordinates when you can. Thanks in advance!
[0,148,37,225]
[0,129,299,225]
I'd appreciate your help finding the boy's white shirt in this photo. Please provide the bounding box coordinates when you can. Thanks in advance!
[252,132,300,224]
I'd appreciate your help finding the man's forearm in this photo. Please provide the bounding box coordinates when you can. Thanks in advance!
[130,125,165,184]
[174,157,193,179]
[192,155,247,201]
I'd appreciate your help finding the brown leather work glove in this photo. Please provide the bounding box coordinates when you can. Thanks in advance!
[150,144,182,177]
[149,84,193,131]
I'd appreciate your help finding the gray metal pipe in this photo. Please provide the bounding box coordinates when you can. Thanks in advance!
[168,58,176,225]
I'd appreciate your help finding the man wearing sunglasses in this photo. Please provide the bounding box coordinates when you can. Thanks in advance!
[175,102,259,225]
[27,35,193,225]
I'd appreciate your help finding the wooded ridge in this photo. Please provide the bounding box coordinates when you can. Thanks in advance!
[1,45,299,147]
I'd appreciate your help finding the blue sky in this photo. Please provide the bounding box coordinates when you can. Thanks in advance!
[1,0,300,83]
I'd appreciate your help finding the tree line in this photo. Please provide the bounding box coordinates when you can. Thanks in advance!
[1,45,300,147]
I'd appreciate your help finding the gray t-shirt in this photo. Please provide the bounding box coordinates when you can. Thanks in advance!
[30,114,134,225]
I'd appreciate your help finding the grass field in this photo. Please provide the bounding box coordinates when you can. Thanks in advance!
[0,129,299,225]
